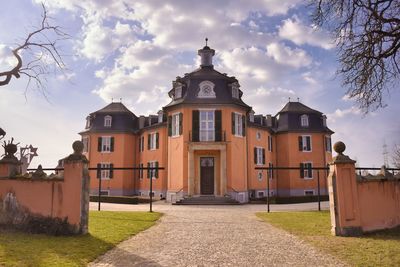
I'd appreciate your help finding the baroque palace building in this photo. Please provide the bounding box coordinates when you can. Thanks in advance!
[80,43,333,203]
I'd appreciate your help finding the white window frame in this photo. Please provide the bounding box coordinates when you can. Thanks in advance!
[300,114,309,127]
[85,116,91,129]
[158,111,163,123]
[256,131,261,140]
[268,135,272,152]
[232,87,239,99]
[175,86,182,99]
[199,110,215,141]
[104,115,112,127]
[100,162,111,180]
[82,137,89,153]
[172,113,180,137]
[234,112,243,137]
[304,190,315,196]
[301,135,312,152]
[256,147,264,166]
[325,136,332,153]
[149,132,157,150]
[101,136,111,152]
[257,191,265,198]
[303,162,313,179]
[149,161,157,179]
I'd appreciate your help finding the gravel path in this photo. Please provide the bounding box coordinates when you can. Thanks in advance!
[89,203,346,267]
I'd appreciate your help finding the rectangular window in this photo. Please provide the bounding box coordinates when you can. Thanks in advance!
[147,161,159,179]
[148,132,158,150]
[300,115,309,127]
[100,163,112,179]
[139,163,143,179]
[104,116,112,127]
[232,87,239,99]
[325,136,332,152]
[234,113,243,136]
[101,136,111,152]
[300,162,313,179]
[82,137,89,153]
[199,110,215,141]
[172,113,180,137]
[304,190,314,196]
[268,135,272,152]
[298,135,312,152]
[255,147,265,165]
[100,190,109,196]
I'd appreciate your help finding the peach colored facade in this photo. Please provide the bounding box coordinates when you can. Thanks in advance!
[328,147,400,236]
[81,45,333,203]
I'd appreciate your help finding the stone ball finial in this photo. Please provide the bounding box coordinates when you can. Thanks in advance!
[72,141,84,155]
[334,141,346,155]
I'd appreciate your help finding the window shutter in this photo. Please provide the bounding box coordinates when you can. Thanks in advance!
[215,110,222,141]
[306,136,311,151]
[110,137,114,152]
[97,163,101,178]
[168,116,172,136]
[298,136,303,151]
[242,115,246,136]
[179,113,183,135]
[192,110,199,142]
[300,163,305,178]
[98,137,102,152]
[231,113,235,135]
[147,162,150,178]
[147,134,151,150]
[156,132,159,149]
[109,164,114,178]
[254,147,257,164]
[262,148,265,164]
[155,161,159,178]
[308,164,312,178]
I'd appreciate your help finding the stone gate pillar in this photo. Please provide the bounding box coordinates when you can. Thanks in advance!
[328,141,362,236]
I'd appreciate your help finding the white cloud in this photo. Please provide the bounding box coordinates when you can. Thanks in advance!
[278,16,334,49]
[266,42,312,68]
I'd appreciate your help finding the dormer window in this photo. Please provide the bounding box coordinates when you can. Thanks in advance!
[158,110,163,123]
[249,110,255,122]
[231,82,240,99]
[85,116,92,129]
[322,115,327,127]
[104,115,112,127]
[175,86,182,99]
[198,80,216,98]
[300,114,309,127]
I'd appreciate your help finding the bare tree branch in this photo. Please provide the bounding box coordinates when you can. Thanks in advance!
[310,0,400,112]
[393,144,400,168]
[0,3,69,91]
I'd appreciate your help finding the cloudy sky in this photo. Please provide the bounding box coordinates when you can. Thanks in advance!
[1,0,399,168]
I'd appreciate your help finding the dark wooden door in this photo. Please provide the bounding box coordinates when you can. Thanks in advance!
[200,157,214,195]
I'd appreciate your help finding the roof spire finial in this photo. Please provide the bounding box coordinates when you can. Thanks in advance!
[288,97,291,102]
[120,98,122,102]
[205,37,208,46]
[111,98,114,103]
[297,97,300,102]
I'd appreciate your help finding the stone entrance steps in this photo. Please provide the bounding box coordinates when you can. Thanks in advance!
[173,195,241,205]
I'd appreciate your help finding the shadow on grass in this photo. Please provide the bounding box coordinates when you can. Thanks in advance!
[362,226,400,241]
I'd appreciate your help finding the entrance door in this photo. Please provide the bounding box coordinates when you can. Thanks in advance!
[200,157,214,195]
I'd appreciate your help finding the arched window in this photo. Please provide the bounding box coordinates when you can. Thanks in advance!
[104,115,112,127]
[300,114,309,127]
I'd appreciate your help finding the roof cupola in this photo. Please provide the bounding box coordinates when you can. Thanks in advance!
[198,38,215,68]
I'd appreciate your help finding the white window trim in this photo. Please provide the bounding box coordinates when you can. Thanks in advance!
[104,115,112,127]
[149,132,157,150]
[175,86,182,99]
[301,135,312,152]
[268,135,272,152]
[325,135,332,153]
[85,116,91,129]
[300,114,309,127]
[304,190,315,196]
[100,162,111,180]
[148,161,157,180]
[171,112,180,137]
[199,110,215,142]
[257,191,265,198]
[234,112,243,137]
[198,80,216,98]
[101,136,112,153]
[256,146,264,166]
[303,161,313,179]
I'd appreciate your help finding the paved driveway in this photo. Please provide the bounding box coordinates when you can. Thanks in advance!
[89,202,346,266]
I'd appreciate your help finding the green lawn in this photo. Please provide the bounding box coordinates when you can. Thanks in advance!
[257,211,400,266]
[0,211,162,267]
